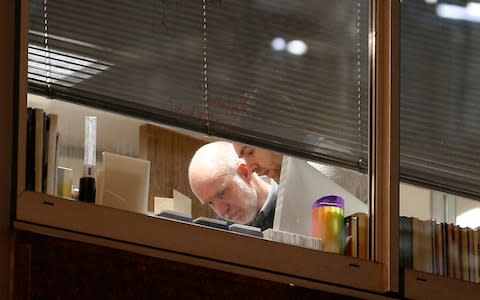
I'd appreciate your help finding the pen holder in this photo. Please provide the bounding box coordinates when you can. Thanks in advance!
[312,195,344,254]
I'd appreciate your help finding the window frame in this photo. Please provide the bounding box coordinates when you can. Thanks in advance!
[13,0,400,295]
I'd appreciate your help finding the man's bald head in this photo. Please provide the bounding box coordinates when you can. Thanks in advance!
[188,141,262,224]
[188,141,239,188]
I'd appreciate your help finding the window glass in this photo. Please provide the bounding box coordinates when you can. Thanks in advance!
[400,0,480,283]
[27,93,370,259]
[26,0,372,260]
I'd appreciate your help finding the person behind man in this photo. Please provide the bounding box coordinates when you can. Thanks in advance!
[233,143,283,183]
[188,141,277,230]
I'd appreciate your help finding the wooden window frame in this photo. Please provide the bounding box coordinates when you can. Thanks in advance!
[12,0,400,297]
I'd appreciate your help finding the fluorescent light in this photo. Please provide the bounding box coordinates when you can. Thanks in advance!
[436,3,480,23]
[437,4,467,20]
[28,45,111,87]
[466,2,480,17]
[271,37,286,51]
[425,0,437,4]
[286,40,308,56]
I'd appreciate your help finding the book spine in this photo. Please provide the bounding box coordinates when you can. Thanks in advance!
[45,114,58,195]
[26,107,35,191]
[34,108,44,193]
[474,230,479,283]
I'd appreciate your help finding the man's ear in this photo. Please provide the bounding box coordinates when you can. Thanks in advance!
[237,162,251,181]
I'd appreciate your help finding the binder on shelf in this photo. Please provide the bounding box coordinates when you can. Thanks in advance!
[34,108,45,193]
[44,113,59,195]
[26,107,35,191]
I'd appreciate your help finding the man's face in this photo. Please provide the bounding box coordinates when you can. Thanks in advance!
[234,144,283,183]
[194,173,258,224]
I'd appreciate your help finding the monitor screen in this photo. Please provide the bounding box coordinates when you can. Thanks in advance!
[273,155,368,237]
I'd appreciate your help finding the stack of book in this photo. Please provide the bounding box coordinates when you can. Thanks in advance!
[263,229,323,250]
[26,107,59,196]
[344,212,369,259]
[400,216,480,283]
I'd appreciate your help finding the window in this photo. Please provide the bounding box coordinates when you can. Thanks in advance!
[17,0,398,294]
[400,0,480,289]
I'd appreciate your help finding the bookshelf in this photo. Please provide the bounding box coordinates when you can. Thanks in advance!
[399,215,480,298]
[404,269,480,300]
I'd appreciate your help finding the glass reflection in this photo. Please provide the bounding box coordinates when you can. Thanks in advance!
[27,94,370,257]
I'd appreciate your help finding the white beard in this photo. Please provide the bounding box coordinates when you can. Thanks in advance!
[228,175,258,224]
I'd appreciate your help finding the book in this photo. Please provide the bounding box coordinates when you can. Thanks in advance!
[453,225,461,279]
[344,214,359,258]
[468,228,474,281]
[25,107,35,191]
[460,227,469,281]
[262,229,323,251]
[412,218,425,272]
[156,210,192,223]
[228,223,263,238]
[434,223,445,276]
[44,113,58,195]
[473,229,480,283]
[356,213,369,260]
[446,223,454,277]
[442,222,449,277]
[399,216,413,269]
[34,108,45,193]
[193,217,229,230]
[423,219,434,273]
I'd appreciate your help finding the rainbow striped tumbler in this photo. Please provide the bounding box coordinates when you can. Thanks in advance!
[312,195,344,254]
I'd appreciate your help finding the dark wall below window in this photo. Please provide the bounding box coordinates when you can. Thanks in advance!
[13,230,364,300]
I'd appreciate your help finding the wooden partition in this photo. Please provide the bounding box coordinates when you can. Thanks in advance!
[13,230,367,300]
[139,124,215,219]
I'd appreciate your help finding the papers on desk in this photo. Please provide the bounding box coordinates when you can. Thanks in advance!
[154,189,192,218]
[263,229,323,251]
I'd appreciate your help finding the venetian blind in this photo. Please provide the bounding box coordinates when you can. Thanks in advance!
[401,0,480,198]
[28,0,369,171]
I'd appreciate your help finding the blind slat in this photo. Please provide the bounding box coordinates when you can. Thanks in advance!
[401,1,480,198]
[28,0,370,171]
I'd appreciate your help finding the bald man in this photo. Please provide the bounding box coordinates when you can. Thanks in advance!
[188,141,278,230]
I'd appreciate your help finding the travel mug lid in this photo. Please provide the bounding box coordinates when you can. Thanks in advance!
[312,195,344,209]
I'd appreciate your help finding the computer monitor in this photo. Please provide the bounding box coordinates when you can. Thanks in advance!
[273,155,368,237]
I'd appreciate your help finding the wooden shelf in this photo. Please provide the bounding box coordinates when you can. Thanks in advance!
[16,191,384,293]
[404,269,480,300]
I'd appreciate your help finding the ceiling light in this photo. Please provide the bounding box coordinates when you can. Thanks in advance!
[286,40,308,56]
[436,3,480,23]
[271,37,286,51]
